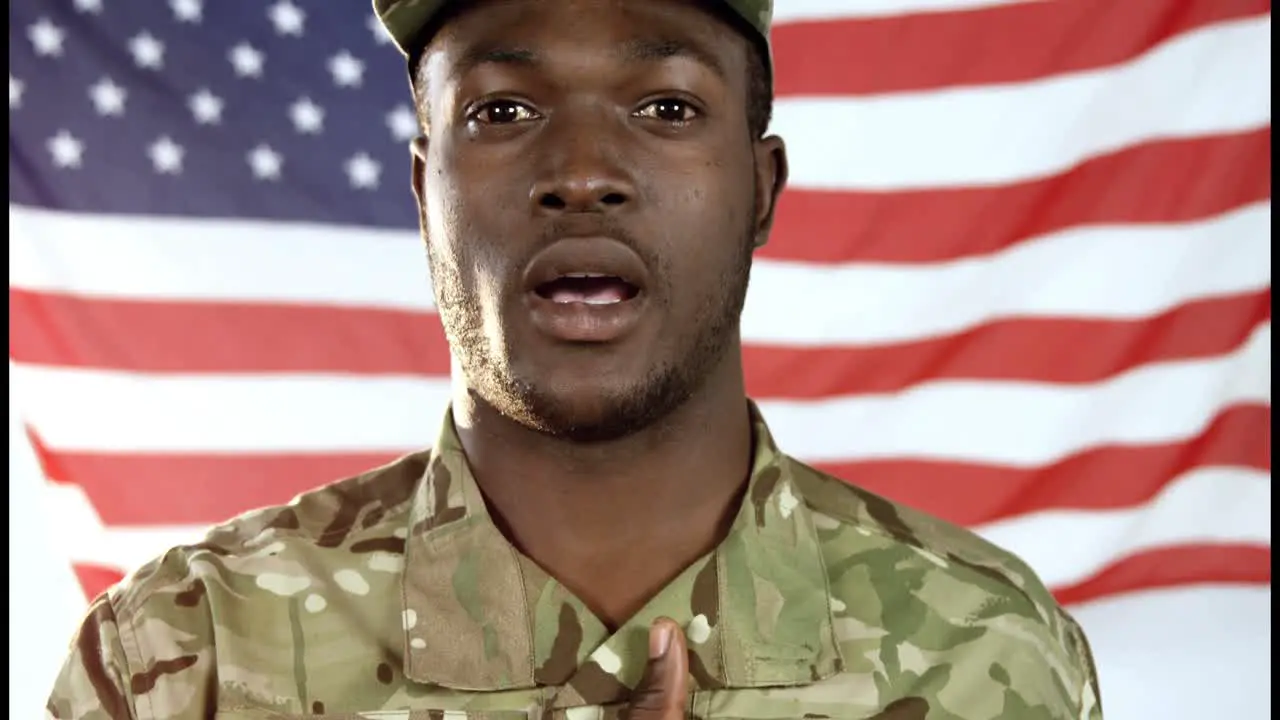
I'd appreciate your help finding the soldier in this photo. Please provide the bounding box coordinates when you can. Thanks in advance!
[47,1,1103,718]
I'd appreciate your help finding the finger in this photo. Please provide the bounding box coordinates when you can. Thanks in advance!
[624,618,689,719]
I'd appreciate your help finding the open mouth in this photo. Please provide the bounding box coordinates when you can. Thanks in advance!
[534,273,640,305]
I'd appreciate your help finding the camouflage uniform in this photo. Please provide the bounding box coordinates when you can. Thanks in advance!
[47,404,1102,719]
[48,2,1104,717]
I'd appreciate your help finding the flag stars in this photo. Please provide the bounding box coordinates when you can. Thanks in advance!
[188,89,224,125]
[10,76,24,110]
[230,43,265,78]
[28,18,67,57]
[171,0,202,23]
[73,0,104,13]
[345,152,381,189]
[386,105,418,143]
[328,51,365,88]
[368,14,393,45]
[148,136,184,174]
[89,78,127,116]
[269,1,306,37]
[48,130,85,169]
[129,31,165,70]
[248,144,283,180]
[289,98,325,134]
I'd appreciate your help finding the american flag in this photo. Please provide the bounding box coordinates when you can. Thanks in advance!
[8,0,1271,717]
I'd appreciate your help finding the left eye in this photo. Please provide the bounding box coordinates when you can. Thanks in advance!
[634,99,698,124]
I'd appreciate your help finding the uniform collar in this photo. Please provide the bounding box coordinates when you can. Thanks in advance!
[399,403,844,706]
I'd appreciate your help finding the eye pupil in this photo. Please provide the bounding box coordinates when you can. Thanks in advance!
[489,103,519,123]
[654,101,685,122]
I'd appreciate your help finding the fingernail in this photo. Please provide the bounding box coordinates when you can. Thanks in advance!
[650,622,672,659]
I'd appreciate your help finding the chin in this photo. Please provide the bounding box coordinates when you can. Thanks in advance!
[500,369,683,444]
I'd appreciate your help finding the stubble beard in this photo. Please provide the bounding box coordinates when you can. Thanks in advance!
[427,218,757,445]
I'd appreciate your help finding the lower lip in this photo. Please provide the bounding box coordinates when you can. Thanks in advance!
[524,292,646,342]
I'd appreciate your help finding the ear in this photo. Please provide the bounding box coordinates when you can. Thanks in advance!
[410,135,429,236]
[751,135,788,249]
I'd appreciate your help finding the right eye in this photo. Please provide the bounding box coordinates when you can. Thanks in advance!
[471,100,540,125]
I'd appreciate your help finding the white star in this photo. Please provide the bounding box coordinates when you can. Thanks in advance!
[170,0,202,23]
[247,144,282,180]
[345,152,381,189]
[28,18,66,57]
[367,13,393,45]
[188,88,223,125]
[73,0,104,13]
[47,130,85,168]
[386,104,418,142]
[289,97,324,134]
[268,0,305,37]
[148,136,184,174]
[88,77,127,116]
[229,42,265,78]
[129,31,165,70]
[327,51,365,88]
[10,76,24,109]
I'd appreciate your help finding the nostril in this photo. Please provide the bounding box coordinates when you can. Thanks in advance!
[601,192,627,206]
[539,193,567,210]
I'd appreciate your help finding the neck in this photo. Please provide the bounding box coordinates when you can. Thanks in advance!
[449,348,754,622]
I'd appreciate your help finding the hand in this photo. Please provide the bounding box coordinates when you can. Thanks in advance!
[623,617,689,719]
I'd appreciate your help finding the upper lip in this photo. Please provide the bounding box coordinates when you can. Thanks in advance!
[522,236,650,296]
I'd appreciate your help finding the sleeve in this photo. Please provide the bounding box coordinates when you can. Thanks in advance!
[45,594,139,720]
[1063,611,1104,720]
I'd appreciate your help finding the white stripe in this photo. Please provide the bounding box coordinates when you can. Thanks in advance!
[12,322,1269,462]
[774,16,1270,189]
[1069,586,1271,720]
[744,202,1271,345]
[773,0,1046,23]
[764,321,1269,463]
[9,202,1271,346]
[7,205,433,310]
[975,466,1272,590]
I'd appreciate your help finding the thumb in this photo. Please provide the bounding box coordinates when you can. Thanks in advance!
[623,618,689,719]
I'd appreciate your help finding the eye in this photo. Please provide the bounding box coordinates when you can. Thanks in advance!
[471,99,540,125]
[634,98,699,125]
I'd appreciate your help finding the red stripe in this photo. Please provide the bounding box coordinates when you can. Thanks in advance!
[12,287,1270,398]
[29,404,1268,527]
[746,293,1271,399]
[1052,544,1272,607]
[764,130,1271,264]
[72,563,126,604]
[817,403,1271,526]
[772,0,1268,97]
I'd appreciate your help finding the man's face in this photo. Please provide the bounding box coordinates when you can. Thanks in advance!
[413,0,785,442]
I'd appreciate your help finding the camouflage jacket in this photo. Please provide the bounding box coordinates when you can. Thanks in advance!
[48,404,1103,719]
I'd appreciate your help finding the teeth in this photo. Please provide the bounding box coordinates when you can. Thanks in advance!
[583,297,621,305]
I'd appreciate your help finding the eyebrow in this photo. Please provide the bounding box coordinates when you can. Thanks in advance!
[449,37,726,82]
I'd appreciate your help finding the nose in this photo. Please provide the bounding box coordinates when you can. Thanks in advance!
[529,111,636,215]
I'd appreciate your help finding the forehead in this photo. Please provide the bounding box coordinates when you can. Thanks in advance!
[422,0,748,80]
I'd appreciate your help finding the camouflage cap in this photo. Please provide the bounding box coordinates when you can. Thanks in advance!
[372,0,774,78]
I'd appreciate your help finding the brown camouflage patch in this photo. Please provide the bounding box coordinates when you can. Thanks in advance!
[129,655,199,694]
[534,603,583,686]
[76,601,131,718]
[351,536,407,554]
[871,697,929,719]
[174,581,206,607]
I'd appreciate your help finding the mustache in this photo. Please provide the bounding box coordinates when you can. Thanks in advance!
[518,218,661,276]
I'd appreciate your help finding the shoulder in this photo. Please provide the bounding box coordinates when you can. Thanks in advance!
[787,456,1103,719]
[112,449,430,617]
[48,451,431,718]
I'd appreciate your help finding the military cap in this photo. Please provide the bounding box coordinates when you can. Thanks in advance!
[372,0,774,82]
